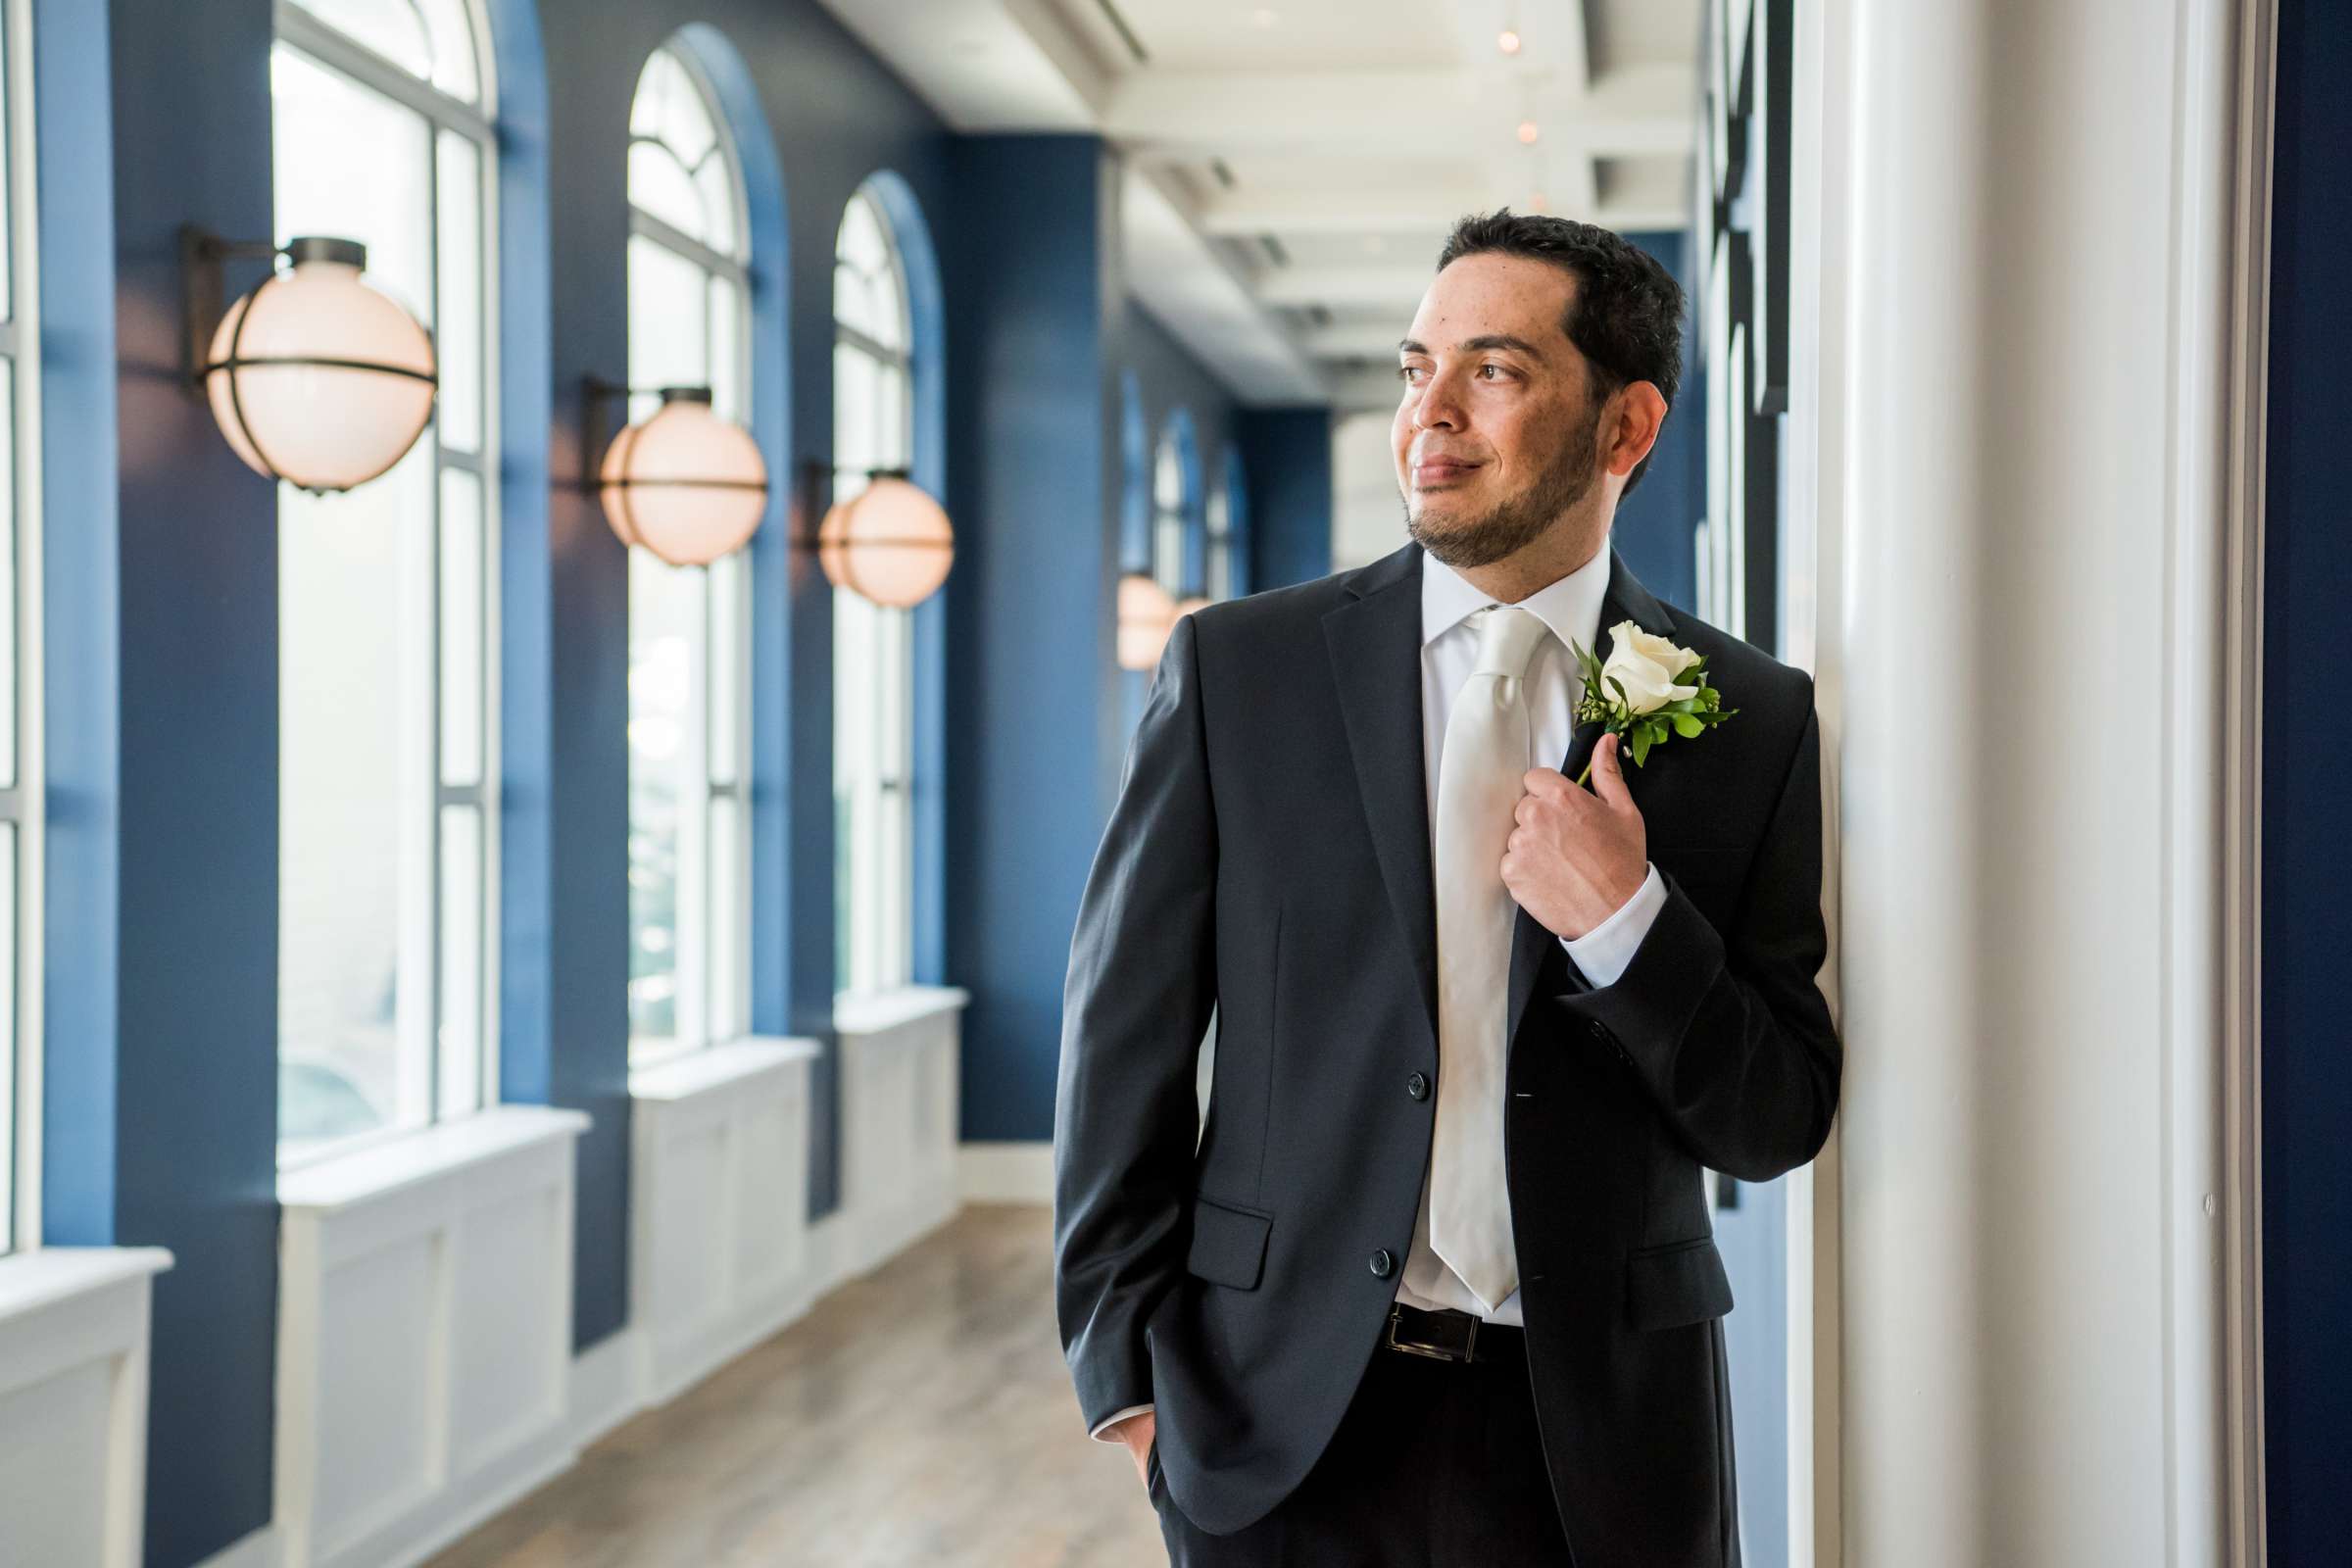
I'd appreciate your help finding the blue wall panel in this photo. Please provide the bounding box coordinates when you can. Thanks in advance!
[939,136,1117,1147]
[1237,408,1334,593]
[2263,0,2352,1560]
[1614,228,1703,615]
[87,2,283,1560]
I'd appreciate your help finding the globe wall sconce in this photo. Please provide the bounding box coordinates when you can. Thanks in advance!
[586,378,770,567]
[179,227,438,495]
[796,459,955,611]
[1116,571,1178,671]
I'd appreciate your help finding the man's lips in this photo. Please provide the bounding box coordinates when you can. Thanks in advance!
[1412,459,1482,485]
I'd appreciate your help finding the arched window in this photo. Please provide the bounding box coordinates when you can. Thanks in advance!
[0,0,37,1250]
[833,185,916,997]
[272,0,498,1163]
[624,40,752,1059]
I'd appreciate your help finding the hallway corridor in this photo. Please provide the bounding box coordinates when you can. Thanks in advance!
[428,1206,1154,1567]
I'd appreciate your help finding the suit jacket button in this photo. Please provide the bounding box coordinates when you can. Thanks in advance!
[1405,1071,1429,1101]
[1369,1249,1395,1278]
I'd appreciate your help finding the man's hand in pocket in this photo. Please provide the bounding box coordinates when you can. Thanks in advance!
[1108,1409,1157,1488]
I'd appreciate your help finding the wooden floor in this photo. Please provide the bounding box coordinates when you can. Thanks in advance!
[427,1203,1164,1567]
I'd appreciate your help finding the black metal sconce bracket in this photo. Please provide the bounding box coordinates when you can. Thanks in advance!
[580,375,720,494]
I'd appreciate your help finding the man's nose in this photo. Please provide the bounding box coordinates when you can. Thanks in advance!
[1413,369,1466,430]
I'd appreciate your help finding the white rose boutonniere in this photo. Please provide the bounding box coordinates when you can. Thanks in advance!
[1564,619,1740,785]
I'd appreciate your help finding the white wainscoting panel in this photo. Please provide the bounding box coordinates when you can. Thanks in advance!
[0,1248,172,1568]
[628,1036,822,1406]
[273,1106,588,1568]
[835,986,969,1277]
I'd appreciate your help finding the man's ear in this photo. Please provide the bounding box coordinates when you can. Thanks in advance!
[1607,381,1668,478]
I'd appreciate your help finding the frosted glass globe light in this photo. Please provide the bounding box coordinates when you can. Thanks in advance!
[599,389,770,566]
[816,476,955,609]
[203,236,437,494]
[1117,572,1178,671]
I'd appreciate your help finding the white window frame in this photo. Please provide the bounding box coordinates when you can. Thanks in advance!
[832,186,915,1000]
[272,0,502,1170]
[0,0,42,1254]
[624,39,754,1063]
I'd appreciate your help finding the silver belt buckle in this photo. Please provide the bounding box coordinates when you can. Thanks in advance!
[1386,1303,1478,1362]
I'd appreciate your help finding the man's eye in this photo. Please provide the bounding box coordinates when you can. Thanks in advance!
[1478,363,1508,379]
[1397,365,1424,382]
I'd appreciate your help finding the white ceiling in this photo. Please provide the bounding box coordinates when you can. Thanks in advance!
[813,0,1700,410]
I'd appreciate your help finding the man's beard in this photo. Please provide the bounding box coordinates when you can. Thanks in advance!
[1403,405,1603,570]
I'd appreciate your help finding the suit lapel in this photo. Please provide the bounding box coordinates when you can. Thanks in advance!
[1323,540,1441,1047]
[1323,538,1680,1055]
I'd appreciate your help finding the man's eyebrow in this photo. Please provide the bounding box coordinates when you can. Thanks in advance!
[1395,334,1548,362]
[1459,332,1547,361]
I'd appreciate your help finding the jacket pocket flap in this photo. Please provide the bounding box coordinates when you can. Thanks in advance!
[1186,1195,1272,1289]
[1625,1237,1735,1329]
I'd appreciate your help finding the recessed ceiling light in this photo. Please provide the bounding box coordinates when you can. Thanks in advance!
[1250,8,1279,25]
[1498,28,1522,55]
[1517,120,1540,144]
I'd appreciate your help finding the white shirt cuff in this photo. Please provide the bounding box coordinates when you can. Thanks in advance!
[1090,1402,1154,1443]
[1558,861,1665,988]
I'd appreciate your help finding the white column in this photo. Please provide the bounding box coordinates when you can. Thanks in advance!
[1814,0,2257,1562]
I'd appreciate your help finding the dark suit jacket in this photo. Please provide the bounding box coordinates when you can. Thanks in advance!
[1053,537,1840,1564]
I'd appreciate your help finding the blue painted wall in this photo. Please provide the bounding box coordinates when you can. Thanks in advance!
[940,135,1121,1147]
[1236,407,1333,592]
[1614,228,1704,615]
[2263,1,2352,1560]
[47,2,287,1561]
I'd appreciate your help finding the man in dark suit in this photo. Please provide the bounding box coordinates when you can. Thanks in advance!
[1054,210,1840,1565]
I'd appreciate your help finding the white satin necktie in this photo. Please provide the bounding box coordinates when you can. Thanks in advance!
[1426,601,1551,1313]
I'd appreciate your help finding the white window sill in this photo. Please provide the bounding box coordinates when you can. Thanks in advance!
[0,1246,172,1327]
[833,983,971,1036]
[276,1104,592,1217]
[629,1035,822,1104]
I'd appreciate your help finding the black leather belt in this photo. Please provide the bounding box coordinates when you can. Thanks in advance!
[1384,1300,1523,1364]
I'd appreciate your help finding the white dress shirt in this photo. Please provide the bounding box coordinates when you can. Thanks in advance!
[1394,539,1666,1328]
[1088,539,1668,1442]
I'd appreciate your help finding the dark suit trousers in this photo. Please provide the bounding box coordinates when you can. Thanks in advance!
[1147,1325,1576,1565]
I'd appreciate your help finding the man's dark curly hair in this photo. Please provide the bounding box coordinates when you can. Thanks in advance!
[1435,209,1686,498]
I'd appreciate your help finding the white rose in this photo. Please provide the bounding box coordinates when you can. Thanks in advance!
[1597,620,1702,714]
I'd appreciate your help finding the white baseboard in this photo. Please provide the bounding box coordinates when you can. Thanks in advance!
[958,1141,1053,1204]
[195,1524,283,1568]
